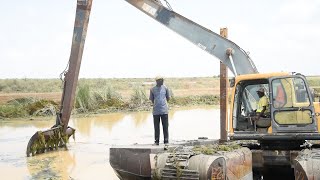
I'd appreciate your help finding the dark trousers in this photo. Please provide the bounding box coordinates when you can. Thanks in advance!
[153,114,169,144]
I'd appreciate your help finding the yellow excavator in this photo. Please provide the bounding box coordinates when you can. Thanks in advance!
[26,0,320,179]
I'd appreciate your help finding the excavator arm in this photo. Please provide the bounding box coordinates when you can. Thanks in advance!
[26,0,257,156]
[125,0,258,75]
[26,0,93,156]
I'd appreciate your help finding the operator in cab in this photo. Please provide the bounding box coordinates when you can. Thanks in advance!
[255,88,270,121]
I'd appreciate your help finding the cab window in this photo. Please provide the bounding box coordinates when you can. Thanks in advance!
[271,77,312,124]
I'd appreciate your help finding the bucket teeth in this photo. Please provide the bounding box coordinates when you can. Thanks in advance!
[26,126,75,157]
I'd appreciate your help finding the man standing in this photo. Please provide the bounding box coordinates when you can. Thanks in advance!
[149,76,170,145]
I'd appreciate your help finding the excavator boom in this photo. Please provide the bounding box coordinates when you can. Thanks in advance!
[26,0,258,157]
[125,0,258,75]
[26,0,93,156]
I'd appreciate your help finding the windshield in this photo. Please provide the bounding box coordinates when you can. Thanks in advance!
[271,77,312,124]
[242,84,269,113]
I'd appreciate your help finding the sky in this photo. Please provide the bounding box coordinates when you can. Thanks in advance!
[1,0,320,79]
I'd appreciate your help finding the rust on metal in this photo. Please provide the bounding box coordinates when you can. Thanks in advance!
[220,27,228,142]
[60,0,93,132]
[211,166,225,180]
[26,0,93,156]
[293,149,320,180]
[224,147,252,180]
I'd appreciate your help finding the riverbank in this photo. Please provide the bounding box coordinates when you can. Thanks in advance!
[0,94,219,119]
[0,76,319,119]
[0,77,220,118]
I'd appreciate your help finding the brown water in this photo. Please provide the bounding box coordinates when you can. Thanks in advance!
[0,107,220,180]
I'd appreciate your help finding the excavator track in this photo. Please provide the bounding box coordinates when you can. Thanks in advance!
[155,152,200,180]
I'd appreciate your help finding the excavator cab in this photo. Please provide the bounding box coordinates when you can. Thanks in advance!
[230,73,319,139]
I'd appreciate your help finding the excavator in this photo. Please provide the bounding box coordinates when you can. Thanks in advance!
[26,0,320,179]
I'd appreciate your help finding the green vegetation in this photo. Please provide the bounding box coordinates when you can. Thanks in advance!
[307,77,320,87]
[0,98,58,118]
[0,79,62,93]
[75,84,127,113]
[1,76,318,94]
[0,77,219,93]
[192,143,241,155]
[0,76,319,118]
[171,94,219,106]
[27,126,75,156]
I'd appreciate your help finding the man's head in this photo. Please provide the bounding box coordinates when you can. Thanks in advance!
[256,88,265,98]
[155,76,164,86]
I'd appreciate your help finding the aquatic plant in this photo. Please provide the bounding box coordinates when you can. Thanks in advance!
[28,126,75,156]
[192,143,241,155]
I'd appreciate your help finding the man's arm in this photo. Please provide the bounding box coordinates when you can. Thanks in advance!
[149,89,154,104]
[165,87,170,101]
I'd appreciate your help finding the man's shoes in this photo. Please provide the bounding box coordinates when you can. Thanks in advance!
[164,142,169,150]
[153,143,159,146]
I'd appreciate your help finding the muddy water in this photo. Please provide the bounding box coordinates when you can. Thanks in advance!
[0,107,220,179]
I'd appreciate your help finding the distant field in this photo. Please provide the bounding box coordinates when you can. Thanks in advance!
[0,76,319,104]
[0,77,219,104]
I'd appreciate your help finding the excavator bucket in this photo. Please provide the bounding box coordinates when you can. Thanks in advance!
[26,125,75,157]
[26,0,93,156]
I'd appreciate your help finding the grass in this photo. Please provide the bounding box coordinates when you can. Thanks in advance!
[0,77,219,94]
[0,76,319,118]
[0,98,58,118]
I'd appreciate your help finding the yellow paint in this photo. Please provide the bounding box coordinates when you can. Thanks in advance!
[228,72,289,133]
[229,85,236,133]
[234,72,289,83]
[314,102,320,132]
[267,126,272,133]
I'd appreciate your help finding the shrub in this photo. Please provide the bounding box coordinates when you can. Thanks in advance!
[0,98,58,118]
[169,95,219,106]
[75,84,95,112]
[0,104,28,118]
[25,99,58,115]
[130,87,148,106]
[93,86,124,108]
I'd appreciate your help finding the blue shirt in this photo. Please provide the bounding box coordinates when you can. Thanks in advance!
[149,85,170,115]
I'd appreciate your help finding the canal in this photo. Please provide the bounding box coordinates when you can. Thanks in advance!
[0,106,220,179]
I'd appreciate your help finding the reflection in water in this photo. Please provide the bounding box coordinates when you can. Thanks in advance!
[0,107,219,179]
[27,150,76,179]
[131,112,150,127]
[72,112,126,136]
[0,117,55,129]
